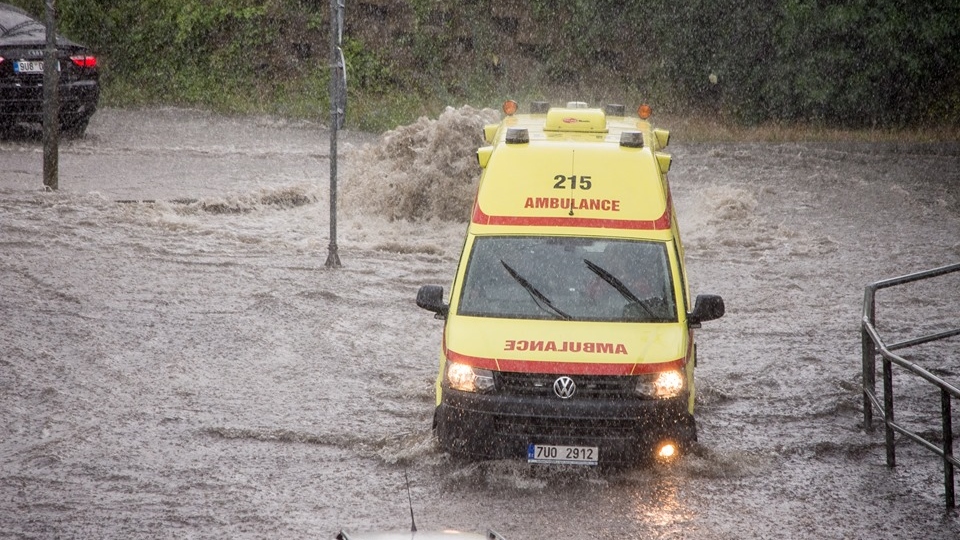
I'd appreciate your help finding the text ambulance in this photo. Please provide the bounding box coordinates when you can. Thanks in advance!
[417,100,725,465]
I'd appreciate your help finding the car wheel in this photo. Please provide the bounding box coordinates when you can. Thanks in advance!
[0,119,14,137]
[435,413,457,453]
[435,409,474,458]
[60,115,91,138]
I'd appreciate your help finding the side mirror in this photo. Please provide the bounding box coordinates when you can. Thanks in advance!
[416,285,449,319]
[688,294,724,328]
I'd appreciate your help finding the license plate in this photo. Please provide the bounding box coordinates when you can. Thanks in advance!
[527,443,598,465]
[14,60,44,73]
[13,60,58,73]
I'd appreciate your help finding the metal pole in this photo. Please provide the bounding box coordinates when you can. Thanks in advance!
[42,0,59,191]
[862,329,875,430]
[943,388,955,508]
[324,0,343,268]
[862,288,877,431]
[883,357,896,467]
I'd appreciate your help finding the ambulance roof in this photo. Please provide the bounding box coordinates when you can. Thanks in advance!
[471,103,674,239]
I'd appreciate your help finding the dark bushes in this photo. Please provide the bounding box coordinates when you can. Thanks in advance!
[9,0,958,128]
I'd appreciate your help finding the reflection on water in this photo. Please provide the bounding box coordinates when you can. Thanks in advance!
[632,471,695,533]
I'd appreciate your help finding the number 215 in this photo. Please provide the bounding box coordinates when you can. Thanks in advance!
[553,174,592,190]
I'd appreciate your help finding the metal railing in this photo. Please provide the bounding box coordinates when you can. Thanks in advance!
[861,262,960,509]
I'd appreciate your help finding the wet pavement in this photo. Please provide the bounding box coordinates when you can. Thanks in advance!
[2,108,959,538]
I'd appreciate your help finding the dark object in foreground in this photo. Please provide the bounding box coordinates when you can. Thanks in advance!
[0,3,99,138]
[337,530,506,540]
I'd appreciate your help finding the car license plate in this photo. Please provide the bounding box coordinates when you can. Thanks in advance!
[14,60,45,73]
[527,443,598,465]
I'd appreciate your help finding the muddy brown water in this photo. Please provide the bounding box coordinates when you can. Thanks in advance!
[2,108,959,538]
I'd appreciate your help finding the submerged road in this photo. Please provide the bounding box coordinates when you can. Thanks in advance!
[2,107,959,538]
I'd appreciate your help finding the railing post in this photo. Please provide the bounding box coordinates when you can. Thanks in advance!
[862,263,960,508]
[862,287,877,431]
[883,356,896,467]
[943,388,955,508]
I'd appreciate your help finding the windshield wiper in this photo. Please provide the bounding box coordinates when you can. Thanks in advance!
[500,259,572,320]
[583,258,656,318]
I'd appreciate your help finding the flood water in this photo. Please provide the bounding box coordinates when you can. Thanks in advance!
[2,107,959,539]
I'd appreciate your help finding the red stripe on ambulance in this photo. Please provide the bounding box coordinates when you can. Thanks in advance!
[445,347,683,376]
[471,195,672,230]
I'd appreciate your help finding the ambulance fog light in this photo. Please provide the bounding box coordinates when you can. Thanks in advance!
[635,370,685,399]
[656,441,679,461]
[447,362,495,393]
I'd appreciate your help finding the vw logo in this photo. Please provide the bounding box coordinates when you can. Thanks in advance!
[553,376,576,399]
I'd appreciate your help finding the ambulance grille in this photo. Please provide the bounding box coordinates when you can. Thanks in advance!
[493,415,637,438]
[494,372,635,399]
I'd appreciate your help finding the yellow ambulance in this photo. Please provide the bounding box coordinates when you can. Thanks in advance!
[416,100,724,465]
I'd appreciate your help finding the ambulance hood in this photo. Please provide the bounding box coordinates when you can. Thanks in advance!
[444,315,687,375]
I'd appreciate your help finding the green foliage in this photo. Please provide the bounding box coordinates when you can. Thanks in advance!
[529,0,654,83]
[647,0,779,120]
[7,1,303,110]
[765,0,960,126]
[408,0,456,88]
[342,37,395,93]
[649,0,960,126]
[6,0,957,129]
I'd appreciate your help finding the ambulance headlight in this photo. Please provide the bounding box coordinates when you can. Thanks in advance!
[446,362,495,393]
[635,370,685,399]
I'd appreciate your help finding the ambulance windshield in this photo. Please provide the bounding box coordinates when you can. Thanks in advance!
[457,236,677,322]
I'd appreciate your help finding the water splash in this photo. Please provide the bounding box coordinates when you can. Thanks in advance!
[342,105,501,221]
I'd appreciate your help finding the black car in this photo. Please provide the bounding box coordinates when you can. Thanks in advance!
[0,2,99,137]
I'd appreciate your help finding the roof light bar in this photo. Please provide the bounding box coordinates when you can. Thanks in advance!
[620,131,644,148]
[505,128,529,144]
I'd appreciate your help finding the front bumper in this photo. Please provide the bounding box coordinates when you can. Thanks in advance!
[435,389,695,463]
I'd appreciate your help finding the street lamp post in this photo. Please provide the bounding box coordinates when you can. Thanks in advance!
[42,0,59,190]
[325,0,346,268]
